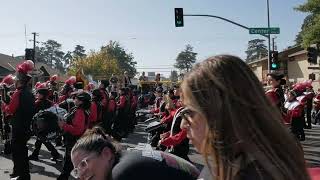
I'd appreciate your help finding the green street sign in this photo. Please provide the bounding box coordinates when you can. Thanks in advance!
[249,27,280,34]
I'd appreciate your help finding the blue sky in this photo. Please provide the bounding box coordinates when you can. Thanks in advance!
[0,0,307,76]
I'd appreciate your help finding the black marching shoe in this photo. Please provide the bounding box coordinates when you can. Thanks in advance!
[28,154,39,161]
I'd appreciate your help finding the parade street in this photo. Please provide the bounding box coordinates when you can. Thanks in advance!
[0,122,318,179]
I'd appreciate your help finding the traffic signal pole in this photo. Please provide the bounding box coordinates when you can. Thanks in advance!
[267,0,271,73]
[183,14,269,39]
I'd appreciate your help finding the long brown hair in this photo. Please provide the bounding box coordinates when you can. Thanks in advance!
[181,55,310,180]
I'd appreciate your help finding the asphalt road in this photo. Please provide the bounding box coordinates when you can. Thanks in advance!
[0,123,319,179]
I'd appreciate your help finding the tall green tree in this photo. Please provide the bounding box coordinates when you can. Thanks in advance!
[174,44,197,72]
[295,0,320,47]
[38,40,64,67]
[73,45,86,59]
[245,39,268,62]
[170,70,179,82]
[101,41,137,76]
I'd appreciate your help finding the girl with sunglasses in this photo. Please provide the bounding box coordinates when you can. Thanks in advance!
[71,127,199,180]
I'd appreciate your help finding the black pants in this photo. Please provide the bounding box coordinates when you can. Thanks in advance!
[11,135,30,179]
[58,141,75,180]
[32,138,59,158]
[306,100,312,128]
[291,118,305,141]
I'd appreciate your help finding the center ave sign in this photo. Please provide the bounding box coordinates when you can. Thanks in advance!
[249,27,280,34]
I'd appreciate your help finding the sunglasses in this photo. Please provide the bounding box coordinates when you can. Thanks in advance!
[180,108,196,125]
[71,154,97,179]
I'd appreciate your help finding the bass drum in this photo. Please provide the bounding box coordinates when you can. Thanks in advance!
[32,110,60,141]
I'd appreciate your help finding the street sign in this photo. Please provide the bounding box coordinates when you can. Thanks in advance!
[249,27,280,34]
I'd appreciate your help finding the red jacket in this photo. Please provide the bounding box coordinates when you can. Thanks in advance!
[117,95,126,109]
[62,108,87,136]
[160,109,176,124]
[283,100,304,124]
[161,129,187,147]
[88,102,98,128]
[5,89,20,115]
[108,99,116,113]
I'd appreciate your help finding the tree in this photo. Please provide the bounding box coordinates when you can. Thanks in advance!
[73,45,86,59]
[63,51,73,69]
[295,0,320,47]
[245,39,268,62]
[69,49,121,80]
[295,14,315,45]
[37,40,66,71]
[170,70,179,82]
[174,44,197,72]
[101,41,137,76]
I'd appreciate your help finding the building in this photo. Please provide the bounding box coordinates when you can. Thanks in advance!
[247,45,320,90]
[0,53,67,83]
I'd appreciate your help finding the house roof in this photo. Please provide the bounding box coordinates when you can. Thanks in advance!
[0,53,67,80]
[247,56,268,65]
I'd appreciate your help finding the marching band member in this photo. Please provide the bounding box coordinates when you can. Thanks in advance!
[284,89,305,141]
[0,74,15,155]
[57,92,91,180]
[265,73,286,113]
[5,60,35,180]
[88,89,103,128]
[58,76,76,104]
[47,74,59,103]
[29,83,61,162]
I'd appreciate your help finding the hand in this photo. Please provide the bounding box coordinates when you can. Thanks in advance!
[158,140,162,147]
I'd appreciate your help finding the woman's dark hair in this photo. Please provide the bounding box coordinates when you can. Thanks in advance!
[267,73,286,85]
[71,127,121,164]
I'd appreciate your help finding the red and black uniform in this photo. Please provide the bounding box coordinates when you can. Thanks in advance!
[5,86,35,179]
[265,86,285,112]
[88,100,103,128]
[284,99,305,141]
[0,86,12,154]
[160,107,189,161]
[103,97,116,134]
[113,92,130,141]
[59,106,89,179]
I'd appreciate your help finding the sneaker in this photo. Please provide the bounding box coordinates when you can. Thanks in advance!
[9,172,18,178]
[28,154,39,161]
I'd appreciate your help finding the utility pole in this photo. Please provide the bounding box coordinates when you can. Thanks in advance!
[267,0,271,73]
[31,32,39,63]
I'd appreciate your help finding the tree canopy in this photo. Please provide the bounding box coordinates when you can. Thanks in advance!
[295,0,320,47]
[245,39,268,62]
[174,44,197,73]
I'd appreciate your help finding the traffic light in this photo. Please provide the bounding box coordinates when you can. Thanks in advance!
[174,8,184,27]
[307,47,318,64]
[270,51,279,70]
[25,48,35,61]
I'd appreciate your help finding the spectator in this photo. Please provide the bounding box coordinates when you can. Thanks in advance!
[70,127,199,180]
[180,55,310,180]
